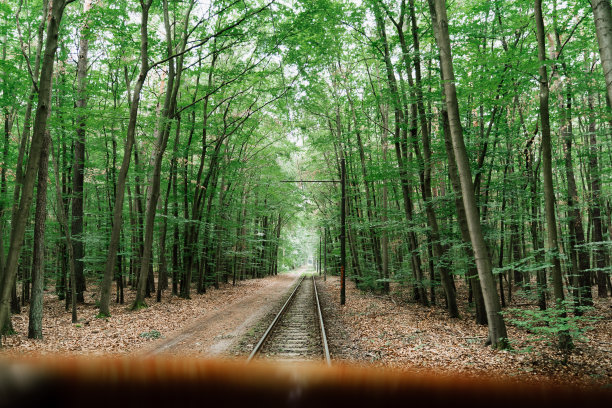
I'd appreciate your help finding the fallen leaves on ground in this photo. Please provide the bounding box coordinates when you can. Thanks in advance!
[318,276,611,388]
[0,278,271,356]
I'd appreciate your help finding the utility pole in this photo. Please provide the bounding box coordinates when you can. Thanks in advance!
[324,228,327,282]
[319,231,322,276]
[340,157,346,305]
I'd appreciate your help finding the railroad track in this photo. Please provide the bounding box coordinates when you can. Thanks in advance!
[247,275,331,365]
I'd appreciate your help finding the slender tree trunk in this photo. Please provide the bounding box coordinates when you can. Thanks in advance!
[11,0,48,224]
[373,5,427,305]
[442,106,486,324]
[346,94,383,280]
[71,0,93,304]
[99,0,153,317]
[50,137,77,323]
[274,214,282,276]
[324,228,327,281]
[133,0,195,309]
[381,113,390,294]
[172,151,180,296]
[181,45,220,299]
[28,127,51,339]
[407,0,458,317]
[587,91,608,298]
[430,0,507,347]
[156,119,180,302]
[562,86,592,310]
[0,0,70,339]
[340,156,346,305]
[131,143,144,288]
[535,0,572,349]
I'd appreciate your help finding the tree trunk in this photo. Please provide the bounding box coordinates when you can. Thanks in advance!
[156,119,180,302]
[340,156,346,305]
[373,5,427,305]
[99,0,153,317]
[346,94,383,281]
[28,127,51,339]
[591,0,612,107]
[11,0,48,225]
[534,0,572,349]
[181,44,220,299]
[71,0,93,304]
[0,0,70,340]
[587,90,608,298]
[381,109,390,294]
[430,0,507,347]
[50,136,78,323]
[560,82,592,309]
[407,0,458,317]
[133,0,195,308]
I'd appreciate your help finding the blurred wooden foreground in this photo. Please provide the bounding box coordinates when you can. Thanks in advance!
[0,356,609,407]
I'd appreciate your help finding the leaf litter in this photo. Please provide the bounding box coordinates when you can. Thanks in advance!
[317,276,611,388]
[2,273,610,390]
[0,277,275,356]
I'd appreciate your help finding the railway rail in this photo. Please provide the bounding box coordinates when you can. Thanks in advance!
[247,275,331,365]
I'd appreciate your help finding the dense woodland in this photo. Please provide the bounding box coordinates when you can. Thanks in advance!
[0,0,610,352]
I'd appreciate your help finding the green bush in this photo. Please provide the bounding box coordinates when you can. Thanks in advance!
[504,301,599,360]
[139,330,162,339]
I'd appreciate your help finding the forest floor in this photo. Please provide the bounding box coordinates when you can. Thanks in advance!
[0,272,300,356]
[317,275,612,389]
[1,270,610,390]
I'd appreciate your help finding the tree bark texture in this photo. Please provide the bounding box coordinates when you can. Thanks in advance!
[430,0,508,347]
[28,130,51,339]
[99,0,153,317]
[535,0,572,349]
[0,0,70,340]
[71,0,93,303]
[591,0,612,108]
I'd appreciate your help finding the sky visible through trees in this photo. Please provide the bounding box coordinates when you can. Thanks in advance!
[0,0,610,359]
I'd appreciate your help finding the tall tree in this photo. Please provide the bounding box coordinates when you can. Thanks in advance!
[133,0,195,309]
[591,0,612,106]
[429,0,508,347]
[0,0,72,342]
[71,0,93,303]
[534,0,572,349]
[99,0,154,317]
[28,126,51,339]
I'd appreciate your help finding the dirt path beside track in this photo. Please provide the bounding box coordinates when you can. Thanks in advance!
[141,272,302,357]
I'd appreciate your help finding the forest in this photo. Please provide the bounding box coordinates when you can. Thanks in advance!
[0,0,610,388]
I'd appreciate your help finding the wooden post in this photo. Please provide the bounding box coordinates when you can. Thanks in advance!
[340,157,346,305]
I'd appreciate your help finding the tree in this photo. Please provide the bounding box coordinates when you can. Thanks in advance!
[133,0,195,309]
[429,0,508,348]
[534,0,572,350]
[71,0,94,304]
[591,0,612,106]
[99,0,153,317]
[28,127,51,339]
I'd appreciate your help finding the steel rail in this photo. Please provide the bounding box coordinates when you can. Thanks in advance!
[246,275,305,363]
[312,275,331,366]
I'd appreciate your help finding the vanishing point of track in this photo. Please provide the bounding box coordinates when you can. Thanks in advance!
[247,275,331,365]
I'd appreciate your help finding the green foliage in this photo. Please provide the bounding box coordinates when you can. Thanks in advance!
[139,330,162,339]
[504,301,600,354]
